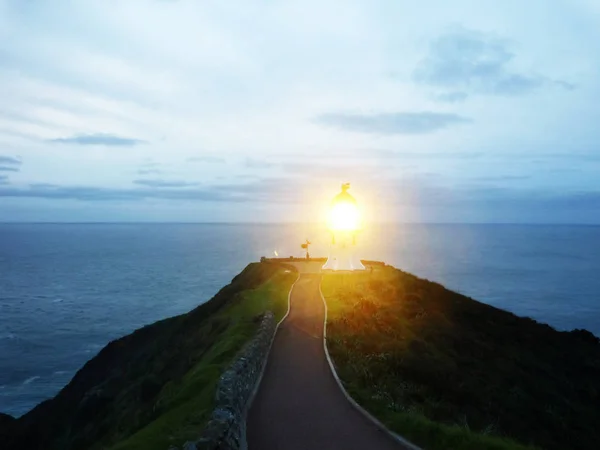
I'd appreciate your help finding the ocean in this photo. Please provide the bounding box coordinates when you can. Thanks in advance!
[1,223,599,417]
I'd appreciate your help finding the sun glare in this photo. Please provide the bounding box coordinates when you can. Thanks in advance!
[327,201,361,232]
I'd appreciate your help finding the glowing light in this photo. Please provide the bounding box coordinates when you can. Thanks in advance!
[327,200,361,232]
[323,183,365,271]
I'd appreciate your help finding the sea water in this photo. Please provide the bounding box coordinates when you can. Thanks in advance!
[1,223,599,416]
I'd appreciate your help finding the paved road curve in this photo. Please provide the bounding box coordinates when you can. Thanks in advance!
[247,273,407,450]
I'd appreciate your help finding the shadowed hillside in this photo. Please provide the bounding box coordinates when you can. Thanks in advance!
[4,260,598,450]
[322,265,600,450]
[1,262,296,450]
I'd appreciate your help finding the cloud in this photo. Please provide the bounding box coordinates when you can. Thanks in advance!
[434,92,469,103]
[0,155,21,177]
[283,148,484,162]
[0,165,20,172]
[213,177,315,204]
[137,168,163,175]
[132,179,199,188]
[1,2,598,223]
[48,133,146,146]
[0,178,300,203]
[553,80,577,91]
[473,175,531,182]
[414,28,571,100]
[541,152,600,162]
[368,178,600,221]
[187,156,226,163]
[548,191,600,209]
[244,158,276,168]
[281,161,387,178]
[0,155,22,166]
[3,177,600,224]
[368,149,483,160]
[140,161,161,167]
[0,184,238,202]
[315,112,472,134]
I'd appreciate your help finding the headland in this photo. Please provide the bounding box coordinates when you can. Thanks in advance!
[1,259,599,450]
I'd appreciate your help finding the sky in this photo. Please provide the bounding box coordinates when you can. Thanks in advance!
[1,0,599,223]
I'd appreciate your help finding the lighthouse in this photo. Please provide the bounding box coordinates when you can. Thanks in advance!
[322,183,365,271]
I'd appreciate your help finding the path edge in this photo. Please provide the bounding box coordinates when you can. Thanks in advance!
[318,281,423,450]
[240,270,300,450]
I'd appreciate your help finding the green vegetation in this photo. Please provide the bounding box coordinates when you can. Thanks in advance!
[322,265,600,450]
[4,262,296,450]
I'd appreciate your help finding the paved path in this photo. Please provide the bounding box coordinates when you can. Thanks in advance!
[247,273,407,450]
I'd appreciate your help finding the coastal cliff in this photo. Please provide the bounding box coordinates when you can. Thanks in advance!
[2,260,599,450]
[321,265,600,450]
[0,262,296,450]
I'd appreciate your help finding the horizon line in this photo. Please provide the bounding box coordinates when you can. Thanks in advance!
[1,221,600,226]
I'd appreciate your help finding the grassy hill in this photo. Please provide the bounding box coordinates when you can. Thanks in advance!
[1,262,296,450]
[4,260,598,450]
[322,265,600,450]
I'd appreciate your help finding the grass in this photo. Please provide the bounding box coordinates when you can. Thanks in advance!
[5,262,296,450]
[110,263,296,450]
[322,265,600,450]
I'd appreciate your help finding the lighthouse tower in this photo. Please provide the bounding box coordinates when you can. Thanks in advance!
[322,183,365,271]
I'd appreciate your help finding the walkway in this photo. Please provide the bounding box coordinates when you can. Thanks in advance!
[247,273,407,450]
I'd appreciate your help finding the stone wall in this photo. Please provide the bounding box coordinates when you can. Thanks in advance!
[177,311,276,450]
